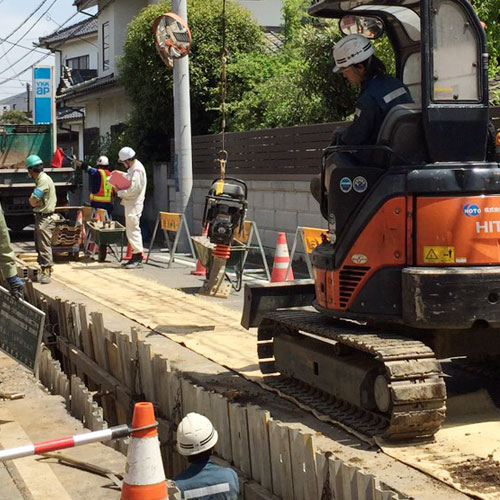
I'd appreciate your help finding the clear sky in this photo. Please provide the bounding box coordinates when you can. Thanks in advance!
[0,0,96,101]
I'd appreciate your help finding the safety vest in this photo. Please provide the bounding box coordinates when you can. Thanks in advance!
[89,169,113,204]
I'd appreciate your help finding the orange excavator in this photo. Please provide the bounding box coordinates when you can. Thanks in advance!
[242,0,500,440]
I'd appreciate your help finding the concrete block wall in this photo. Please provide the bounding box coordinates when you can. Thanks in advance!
[162,177,326,258]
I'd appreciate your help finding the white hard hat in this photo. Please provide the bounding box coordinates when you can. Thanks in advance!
[176,413,218,456]
[118,146,136,162]
[333,34,374,73]
[96,155,109,166]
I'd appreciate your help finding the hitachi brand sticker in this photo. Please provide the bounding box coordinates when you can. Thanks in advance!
[476,221,500,233]
[424,246,455,264]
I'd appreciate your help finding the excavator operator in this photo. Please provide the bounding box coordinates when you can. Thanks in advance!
[311,34,413,203]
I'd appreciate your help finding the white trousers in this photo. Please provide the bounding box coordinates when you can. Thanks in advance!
[124,202,144,254]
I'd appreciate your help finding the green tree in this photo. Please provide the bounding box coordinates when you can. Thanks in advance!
[0,110,30,124]
[119,0,266,163]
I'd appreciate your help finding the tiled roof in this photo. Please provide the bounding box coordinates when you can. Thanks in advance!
[39,17,97,46]
[263,31,284,52]
[58,106,85,121]
[58,73,118,100]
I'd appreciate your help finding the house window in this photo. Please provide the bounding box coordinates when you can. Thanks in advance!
[102,21,110,71]
[65,55,89,70]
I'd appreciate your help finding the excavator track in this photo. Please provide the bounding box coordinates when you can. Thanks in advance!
[257,310,446,440]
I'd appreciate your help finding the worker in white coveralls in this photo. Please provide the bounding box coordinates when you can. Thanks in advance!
[174,413,239,499]
[116,147,147,269]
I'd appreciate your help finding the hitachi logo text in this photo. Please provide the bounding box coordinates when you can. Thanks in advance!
[476,221,500,233]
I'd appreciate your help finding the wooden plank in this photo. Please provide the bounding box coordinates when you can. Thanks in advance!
[117,332,134,391]
[165,370,182,422]
[155,358,172,420]
[138,341,155,401]
[57,336,133,410]
[78,304,94,359]
[89,312,109,371]
[209,392,232,463]
[247,405,272,491]
[180,377,202,416]
[268,420,294,499]
[289,429,318,500]
[69,303,81,349]
[106,335,128,424]
[228,403,251,477]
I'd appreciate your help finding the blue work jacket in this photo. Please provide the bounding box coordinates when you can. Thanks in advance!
[174,459,239,500]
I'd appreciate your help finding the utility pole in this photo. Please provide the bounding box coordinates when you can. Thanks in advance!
[172,0,193,230]
[26,83,30,114]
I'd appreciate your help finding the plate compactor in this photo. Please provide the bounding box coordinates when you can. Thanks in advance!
[243,0,500,440]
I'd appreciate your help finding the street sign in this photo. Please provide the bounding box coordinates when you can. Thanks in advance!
[0,285,45,374]
[33,66,54,125]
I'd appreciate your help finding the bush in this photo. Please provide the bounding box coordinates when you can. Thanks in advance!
[0,110,30,124]
[119,0,266,164]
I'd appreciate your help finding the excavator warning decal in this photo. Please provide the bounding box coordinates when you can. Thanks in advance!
[423,246,455,264]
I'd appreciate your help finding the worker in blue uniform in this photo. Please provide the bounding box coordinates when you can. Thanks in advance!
[311,34,413,202]
[174,413,238,500]
[75,155,114,262]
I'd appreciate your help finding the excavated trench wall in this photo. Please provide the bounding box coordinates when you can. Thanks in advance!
[21,279,409,500]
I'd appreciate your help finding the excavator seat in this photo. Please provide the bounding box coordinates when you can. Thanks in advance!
[373,103,429,167]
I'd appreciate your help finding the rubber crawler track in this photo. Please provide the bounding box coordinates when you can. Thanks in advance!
[257,310,447,440]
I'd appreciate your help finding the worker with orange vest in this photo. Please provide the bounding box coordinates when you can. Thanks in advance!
[76,156,114,214]
[76,156,114,262]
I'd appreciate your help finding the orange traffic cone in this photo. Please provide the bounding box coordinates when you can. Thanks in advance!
[191,224,208,276]
[271,232,294,282]
[121,402,167,500]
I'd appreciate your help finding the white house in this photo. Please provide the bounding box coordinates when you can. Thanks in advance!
[40,0,283,159]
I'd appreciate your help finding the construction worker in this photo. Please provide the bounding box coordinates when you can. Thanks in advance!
[26,154,57,284]
[75,155,114,262]
[0,203,24,299]
[310,34,413,202]
[116,147,147,269]
[174,413,239,499]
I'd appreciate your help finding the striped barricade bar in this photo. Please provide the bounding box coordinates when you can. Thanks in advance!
[146,211,196,267]
[286,226,327,280]
[0,422,156,462]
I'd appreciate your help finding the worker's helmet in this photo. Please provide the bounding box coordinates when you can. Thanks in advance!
[96,155,109,167]
[118,147,136,162]
[333,34,374,73]
[176,412,218,456]
[25,154,44,171]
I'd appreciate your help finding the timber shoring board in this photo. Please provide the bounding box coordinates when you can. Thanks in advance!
[29,283,412,500]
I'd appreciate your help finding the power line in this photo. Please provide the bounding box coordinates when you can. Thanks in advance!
[0,37,48,55]
[0,0,60,64]
[0,0,50,45]
[0,8,82,81]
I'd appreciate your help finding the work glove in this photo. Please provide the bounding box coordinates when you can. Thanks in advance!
[6,275,24,300]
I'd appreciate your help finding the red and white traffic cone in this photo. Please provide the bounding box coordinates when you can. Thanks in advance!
[76,208,85,245]
[191,224,208,276]
[271,232,294,282]
[121,402,167,500]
